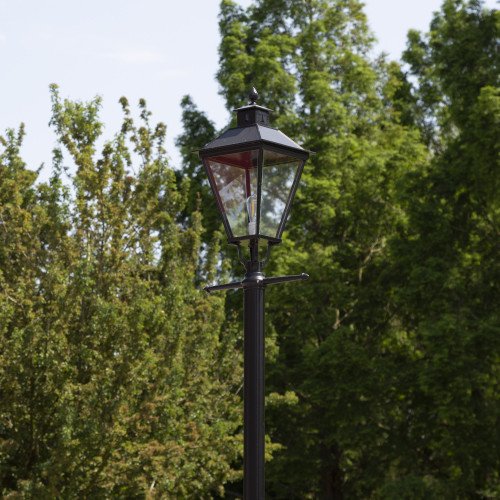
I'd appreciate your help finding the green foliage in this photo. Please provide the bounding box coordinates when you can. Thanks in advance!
[0,86,242,497]
[184,0,498,497]
[214,0,429,497]
[403,0,499,146]
[388,2,500,494]
[175,96,222,243]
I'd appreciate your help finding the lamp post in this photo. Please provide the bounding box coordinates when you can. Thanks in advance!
[200,88,310,499]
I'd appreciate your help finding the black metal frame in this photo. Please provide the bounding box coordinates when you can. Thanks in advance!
[200,142,308,246]
[205,255,308,499]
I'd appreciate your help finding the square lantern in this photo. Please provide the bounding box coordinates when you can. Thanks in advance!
[199,93,310,245]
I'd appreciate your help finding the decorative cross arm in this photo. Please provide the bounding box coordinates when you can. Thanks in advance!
[204,273,309,294]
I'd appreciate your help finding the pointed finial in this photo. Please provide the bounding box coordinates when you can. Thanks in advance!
[248,87,259,105]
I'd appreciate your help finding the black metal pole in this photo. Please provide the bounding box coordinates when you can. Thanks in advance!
[242,240,265,499]
[203,248,309,499]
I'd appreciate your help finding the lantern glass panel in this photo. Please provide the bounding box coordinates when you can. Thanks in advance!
[207,150,259,238]
[260,149,302,238]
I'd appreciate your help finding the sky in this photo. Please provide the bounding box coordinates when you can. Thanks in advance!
[0,0,496,181]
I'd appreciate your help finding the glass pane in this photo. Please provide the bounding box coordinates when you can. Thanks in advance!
[260,149,301,238]
[208,150,258,238]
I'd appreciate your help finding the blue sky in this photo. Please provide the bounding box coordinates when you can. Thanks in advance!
[0,0,496,180]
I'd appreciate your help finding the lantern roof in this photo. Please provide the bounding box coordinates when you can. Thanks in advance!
[200,123,306,155]
[199,87,308,157]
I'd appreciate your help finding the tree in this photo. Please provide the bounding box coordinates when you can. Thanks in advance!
[212,0,427,496]
[0,86,242,497]
[208,1,499,495]
[382,1,500,496]
[175,95,219,236]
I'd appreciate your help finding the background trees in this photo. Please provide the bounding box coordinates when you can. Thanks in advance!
[0,87,241,497]
[385,2,500,495]
[1,0,498,497]
[179,0,498,497]
[211,1,429,496]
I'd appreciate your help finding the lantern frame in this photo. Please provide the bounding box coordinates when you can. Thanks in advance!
[199,96,310,247]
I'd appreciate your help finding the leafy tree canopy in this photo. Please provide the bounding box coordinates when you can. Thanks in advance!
[0,86,242,498]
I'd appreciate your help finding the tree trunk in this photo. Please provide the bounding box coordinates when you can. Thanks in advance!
[322,444,343,499]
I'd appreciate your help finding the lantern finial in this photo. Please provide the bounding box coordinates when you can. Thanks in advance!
[249,87,259,104]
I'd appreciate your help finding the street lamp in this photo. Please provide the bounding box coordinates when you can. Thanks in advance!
[200,88,310,499]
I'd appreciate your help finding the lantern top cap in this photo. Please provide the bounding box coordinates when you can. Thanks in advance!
[198,88,312,157]
[233,87,272,128]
